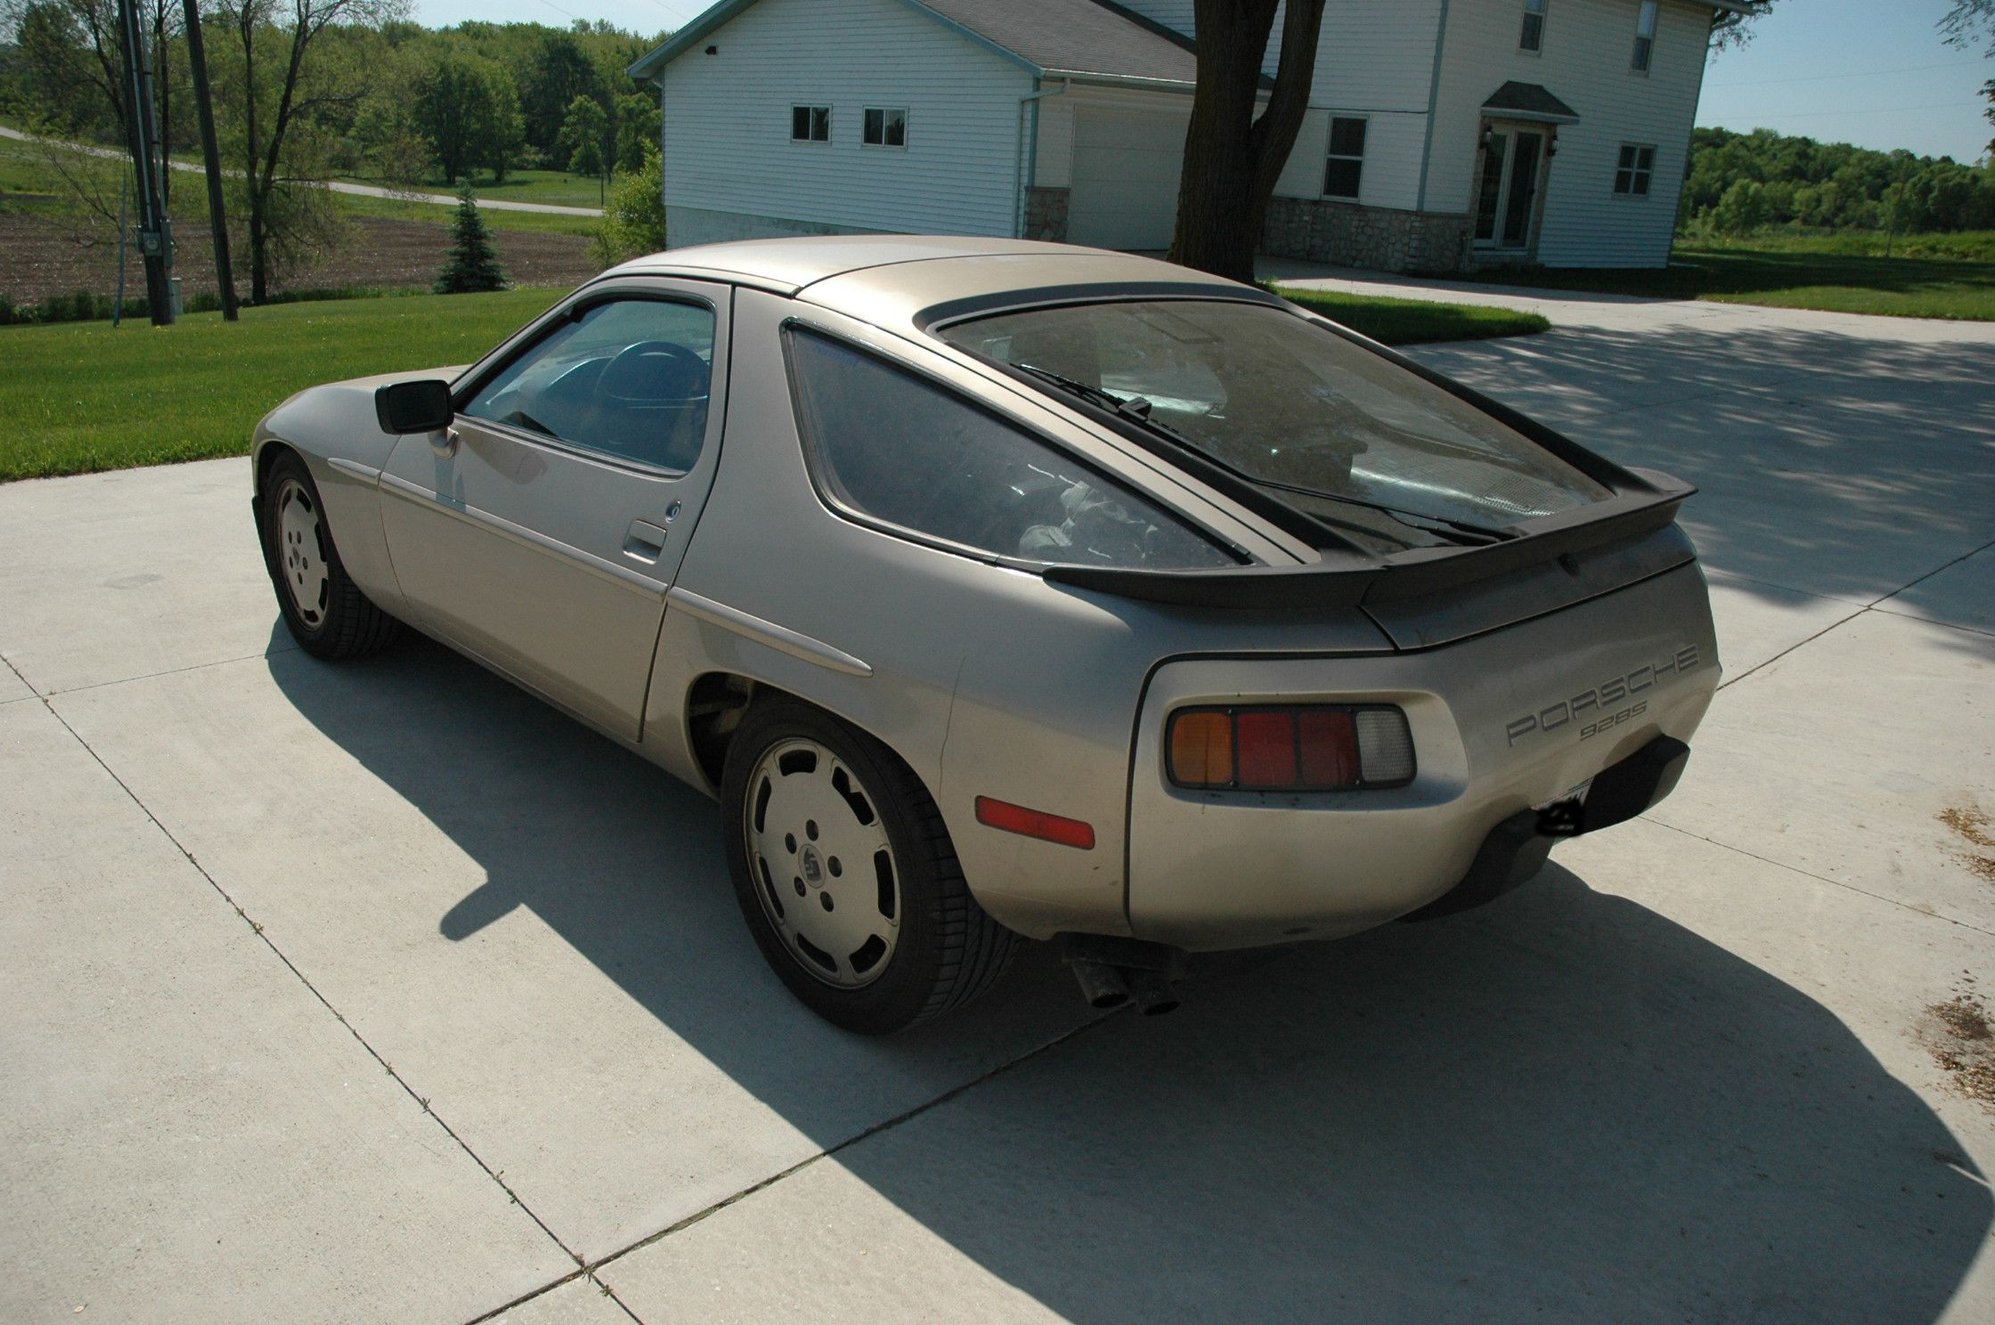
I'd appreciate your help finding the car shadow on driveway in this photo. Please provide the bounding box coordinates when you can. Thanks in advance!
[268,634,1992,1321]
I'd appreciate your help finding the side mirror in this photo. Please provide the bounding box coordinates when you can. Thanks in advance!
[374,379,454,435]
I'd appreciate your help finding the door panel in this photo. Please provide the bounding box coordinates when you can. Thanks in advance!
[380,283,731,740]
[1474,125,1549,255]
[1068,108,1187,251]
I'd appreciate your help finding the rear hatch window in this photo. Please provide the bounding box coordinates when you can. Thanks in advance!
[939,300,1613,554]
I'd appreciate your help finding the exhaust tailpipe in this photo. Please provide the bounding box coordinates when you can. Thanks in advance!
[1125,967,1181,1016]
[1069,959,1131,1010]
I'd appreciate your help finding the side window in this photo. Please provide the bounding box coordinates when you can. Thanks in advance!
[1613,143,1656,196]
[791,105,830,142]
[863,107,908,148]
[1324,117,1366,200]
[785,328,1233,570]
[462,298,715,472]
[1631,0,1659,72]
[1519,0,1546,52]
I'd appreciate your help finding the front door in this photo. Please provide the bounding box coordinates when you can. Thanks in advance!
[1474,125,1550,256]
[379,282,730,741]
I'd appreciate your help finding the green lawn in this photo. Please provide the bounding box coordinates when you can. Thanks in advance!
[0,282,1553,482]
[1272,286,1551,343]
[1473,235,1995,320]
[0,288,563,482]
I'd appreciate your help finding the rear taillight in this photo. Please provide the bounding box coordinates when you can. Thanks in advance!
[1166,705,1414,791]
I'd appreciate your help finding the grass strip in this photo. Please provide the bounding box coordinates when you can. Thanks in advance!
[1470,242,1995,321]
[0,288,562,482]
[1273,286,1551,343]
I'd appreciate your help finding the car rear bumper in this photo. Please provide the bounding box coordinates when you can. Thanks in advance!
[1123,563,1718,950]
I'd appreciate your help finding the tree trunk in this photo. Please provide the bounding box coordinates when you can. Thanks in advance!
[1169,0,1327,282]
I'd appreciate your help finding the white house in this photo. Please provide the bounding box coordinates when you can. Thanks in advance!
[629,0,1753,271]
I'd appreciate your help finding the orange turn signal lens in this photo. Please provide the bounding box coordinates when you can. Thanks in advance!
[1168,710,1234,787]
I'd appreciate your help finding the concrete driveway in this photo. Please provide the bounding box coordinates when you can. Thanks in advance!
[2,287,1991,1324]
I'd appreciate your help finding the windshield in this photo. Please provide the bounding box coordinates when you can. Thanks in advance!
[938,300,1612,552]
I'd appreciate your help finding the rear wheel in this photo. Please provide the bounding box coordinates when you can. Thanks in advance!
[721,698,1017,1034]
[259,449,400,660]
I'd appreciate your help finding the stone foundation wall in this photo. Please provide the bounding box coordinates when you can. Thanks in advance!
[1024,187,1070,243]
[1262,198,1474,275]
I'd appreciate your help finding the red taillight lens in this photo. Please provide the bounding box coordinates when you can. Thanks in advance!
[1234,710,1298,788]
[1166,705,1411,791]
[1297,709,1358,786]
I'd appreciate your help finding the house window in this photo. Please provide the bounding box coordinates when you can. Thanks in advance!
[1323,117,1367,199]
[1520,0,1546,52]
[1631,1,1659,72]
[863,107,908,149]
[1614,144,1655,196]
[791,105,830,143]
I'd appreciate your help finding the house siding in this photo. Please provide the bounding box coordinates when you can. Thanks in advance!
[659,0,1032,247]
[1430,0,1713,267]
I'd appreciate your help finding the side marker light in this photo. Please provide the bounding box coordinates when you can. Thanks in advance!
[974,796,1096,850]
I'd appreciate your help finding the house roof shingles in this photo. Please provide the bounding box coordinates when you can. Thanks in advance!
[915,0,1199,85]
[631,0,1205,87]
[1482,80,1581,123]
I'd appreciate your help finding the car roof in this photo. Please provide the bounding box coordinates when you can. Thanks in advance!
[603,235,1240,297]
[601,235,1266,331]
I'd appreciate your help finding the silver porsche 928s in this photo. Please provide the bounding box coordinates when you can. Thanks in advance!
[251,236,1719,1034]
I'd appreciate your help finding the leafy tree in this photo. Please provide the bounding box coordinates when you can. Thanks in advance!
[592,143,663,266]
[516,29,599,159]
[613,90,657,173]
[2,0,184,182]
[1941,0,1995,150]
[1708,179,1766,234]
[412,51,517,184]
[207,0,407,303]
[1169,0,1326,282]
[434,185,507,292]
[557,91,606,178]
[1678,125,1995,235]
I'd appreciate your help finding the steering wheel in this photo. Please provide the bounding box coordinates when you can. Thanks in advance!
[599,340,708,404]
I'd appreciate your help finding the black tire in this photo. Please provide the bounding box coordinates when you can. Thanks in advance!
[721,698,1018,1034]
[258,448,401,660]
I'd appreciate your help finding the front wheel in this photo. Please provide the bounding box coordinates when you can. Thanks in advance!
[258,449,400,660]
[721,699,1017,1034]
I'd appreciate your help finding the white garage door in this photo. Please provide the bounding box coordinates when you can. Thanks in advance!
[1067,108,1188,251]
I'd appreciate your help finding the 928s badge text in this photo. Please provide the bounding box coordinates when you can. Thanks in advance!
[1505,645,1701,747]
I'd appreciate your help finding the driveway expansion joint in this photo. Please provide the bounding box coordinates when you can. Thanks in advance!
[1642,816,1995,941]
[29,687,590,1293]
[32,642,306,700]
[580,1009,1117,1283]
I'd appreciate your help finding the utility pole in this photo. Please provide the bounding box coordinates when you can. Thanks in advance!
[182,0,239,320]
[116,0,174,324]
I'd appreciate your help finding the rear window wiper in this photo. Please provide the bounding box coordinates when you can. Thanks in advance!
[1254,477,1517,547]
[1011,363,1175,432]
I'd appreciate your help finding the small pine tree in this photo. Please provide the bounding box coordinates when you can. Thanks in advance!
[434,188,508,294]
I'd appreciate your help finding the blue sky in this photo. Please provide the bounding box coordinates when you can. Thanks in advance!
[414,0,1994,164]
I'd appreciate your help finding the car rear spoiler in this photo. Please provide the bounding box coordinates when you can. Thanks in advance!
[1042,472,1699,649]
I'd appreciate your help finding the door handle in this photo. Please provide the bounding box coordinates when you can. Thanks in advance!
[624,519,669,561]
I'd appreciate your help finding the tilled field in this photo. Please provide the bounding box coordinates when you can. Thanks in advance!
[0,209,601,307]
